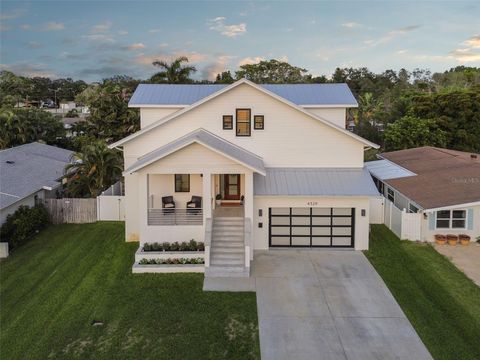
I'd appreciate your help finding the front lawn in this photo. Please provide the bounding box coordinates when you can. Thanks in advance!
[365,225,480,360]
[0,222,259,359]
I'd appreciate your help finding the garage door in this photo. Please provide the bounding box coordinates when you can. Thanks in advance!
[269,207,355,248]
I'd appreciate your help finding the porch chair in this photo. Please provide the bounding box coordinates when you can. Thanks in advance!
[162,196,175,214]
[186,196,202,214]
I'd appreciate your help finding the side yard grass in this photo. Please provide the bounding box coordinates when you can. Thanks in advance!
[365,225,480,360]
[0,222,259,360]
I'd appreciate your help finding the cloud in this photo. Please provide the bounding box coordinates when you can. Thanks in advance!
[118,30,128,35]
[90,21,112,34]
[159,43,169,48]
[20,24,31,30]
[25,41,43,49]
[462,35,480,48]
[364,25,421,46]
[238,56,264,66]
[42,22,65,31]
[0,62,56,78]
[201,55,236,80]
[0,8,26,20]
[122,43,146,51]
[208,17,246,37]
[449,48,480,62]
[82,34,115,43]
[341,22,362,28]
[149,28,161,33]
[0,24,11,32]
[78,65,131,77]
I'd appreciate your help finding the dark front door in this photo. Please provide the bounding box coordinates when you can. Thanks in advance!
[224,174,241,200]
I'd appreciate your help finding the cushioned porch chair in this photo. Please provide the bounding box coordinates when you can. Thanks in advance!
[162,196,175,214]
[186,196,202,214]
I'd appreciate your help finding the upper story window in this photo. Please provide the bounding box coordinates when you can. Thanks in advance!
[254,115,264,130]
[436,210,466,229]
[174,174,190,192]
[408,203,419,213]
[236,109,251,136]
[223,115,233,130]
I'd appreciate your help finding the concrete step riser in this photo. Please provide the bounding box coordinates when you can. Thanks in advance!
[211,242,244,248]
[211,248,244,254]
[211,254,244,261]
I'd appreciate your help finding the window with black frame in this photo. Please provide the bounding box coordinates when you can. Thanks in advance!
[236,109,251,136]
[174,174,190,192]
[223,115,233,129]
[254,115,264,130]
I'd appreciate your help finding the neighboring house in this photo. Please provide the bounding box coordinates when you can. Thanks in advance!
[366,146,480,242]
[0,143,73,224]
[110,79,380,276]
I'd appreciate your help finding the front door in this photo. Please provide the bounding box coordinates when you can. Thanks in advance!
[224,174,241,200]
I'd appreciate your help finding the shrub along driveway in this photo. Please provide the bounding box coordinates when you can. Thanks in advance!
[0,222,259,360]
[365,225,480,360]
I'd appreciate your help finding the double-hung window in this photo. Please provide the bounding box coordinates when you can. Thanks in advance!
[436,210,466,229]
[223,115,233,130]
[387,188,395,202]
[236,109,251,136]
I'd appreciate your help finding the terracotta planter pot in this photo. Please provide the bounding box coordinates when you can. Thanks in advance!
[447,234,458,246]
[434,234,447,245]
[459,234,470,246]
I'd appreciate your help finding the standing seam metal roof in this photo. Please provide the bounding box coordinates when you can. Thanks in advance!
[253,168,379,196]
[364,159,416,181]
[129,83,358,106]
[124,128,265,175]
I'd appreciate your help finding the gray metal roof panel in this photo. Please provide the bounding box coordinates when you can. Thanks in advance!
[254,168,379,196]
[129,83,357,106]
[0,143,73,209]
[364,159,416,181]
[125,129,265,174]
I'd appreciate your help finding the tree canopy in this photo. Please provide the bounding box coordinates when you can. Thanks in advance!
[150,56,197,83]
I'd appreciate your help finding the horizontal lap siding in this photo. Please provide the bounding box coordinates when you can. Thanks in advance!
[125,84,364,168]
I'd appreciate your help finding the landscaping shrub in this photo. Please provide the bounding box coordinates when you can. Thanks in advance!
[138,257,204,265]
[0,204,50,249]
[65,109,79,117]
[142,240,204,252]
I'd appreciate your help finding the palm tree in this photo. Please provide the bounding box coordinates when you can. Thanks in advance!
[64,140,123,197]
[150,56,197,83]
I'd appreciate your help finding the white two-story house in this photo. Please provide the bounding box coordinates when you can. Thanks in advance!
[110,79,379,276]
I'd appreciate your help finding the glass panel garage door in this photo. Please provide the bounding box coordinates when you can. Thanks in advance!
[269,207,355,248]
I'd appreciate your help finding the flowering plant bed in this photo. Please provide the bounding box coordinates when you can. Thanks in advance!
[139,257,204,265]
[143,240,204,252]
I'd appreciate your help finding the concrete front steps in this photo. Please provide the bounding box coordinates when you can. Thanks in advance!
[205,216,250,278]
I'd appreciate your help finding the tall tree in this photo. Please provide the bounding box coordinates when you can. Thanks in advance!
[235,59,308,83]
[150,56,197,83]
[64,140,123,197]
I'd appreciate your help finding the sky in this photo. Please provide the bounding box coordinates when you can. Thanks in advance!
[1,0,479,82]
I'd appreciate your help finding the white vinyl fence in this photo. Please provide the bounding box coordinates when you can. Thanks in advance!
[383,198,421,240]
[97,196,125,221]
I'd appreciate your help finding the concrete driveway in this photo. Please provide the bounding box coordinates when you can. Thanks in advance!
[252,250,432,360]
[434,243,480,286]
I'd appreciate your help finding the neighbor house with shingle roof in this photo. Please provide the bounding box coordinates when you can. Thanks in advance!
[0,142,73,224]
[366,146,480,242]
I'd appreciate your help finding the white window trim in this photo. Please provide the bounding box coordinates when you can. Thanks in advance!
[435,209,467,230]
[386,187,395,202]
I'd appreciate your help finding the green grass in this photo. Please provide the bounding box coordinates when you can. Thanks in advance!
[364,225,480,360]
[0,222,259,360]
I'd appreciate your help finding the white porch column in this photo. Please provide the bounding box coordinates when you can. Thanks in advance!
[244,171,254,261]
[138,172,149,243]
[202,172,212,224]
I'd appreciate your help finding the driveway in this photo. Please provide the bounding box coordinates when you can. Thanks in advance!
[252,250,432,360]
[434,243,480,286]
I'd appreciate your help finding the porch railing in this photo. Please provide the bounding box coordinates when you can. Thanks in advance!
[148,208,203,226]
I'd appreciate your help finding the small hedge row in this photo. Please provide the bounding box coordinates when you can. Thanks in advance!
[138,257,205,265]
[0,204,50,249]
[143,240,204,252]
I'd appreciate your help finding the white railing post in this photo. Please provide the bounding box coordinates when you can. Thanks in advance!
[204,218,212,268]
[244,218,252,268]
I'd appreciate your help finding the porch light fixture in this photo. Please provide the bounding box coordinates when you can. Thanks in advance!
[361,209,366,217]
[258,209,263,217]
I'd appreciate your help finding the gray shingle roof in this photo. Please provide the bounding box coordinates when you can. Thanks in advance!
[124,128,265,175]
[254,168,379,196]
[129,83,357,107]
[0,143,73,209]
